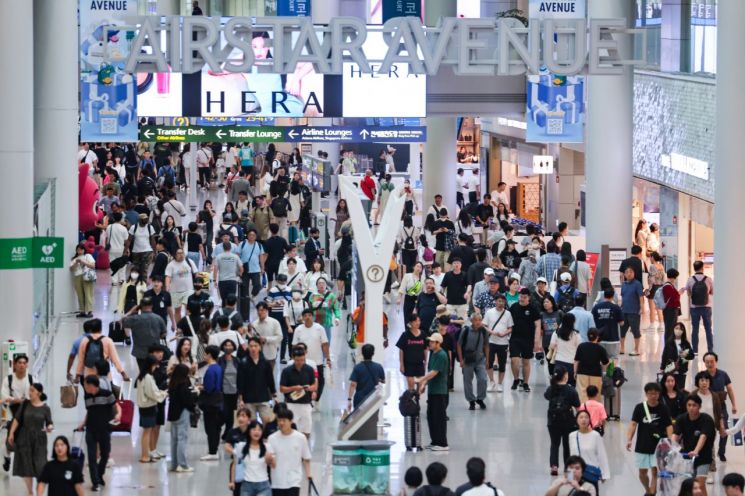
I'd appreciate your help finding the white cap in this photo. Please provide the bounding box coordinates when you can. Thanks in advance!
[560,272,572,282]
[484,268,495,275]
[536,277,548,284]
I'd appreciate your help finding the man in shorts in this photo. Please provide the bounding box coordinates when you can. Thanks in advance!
[620,266,644,356]
[673,394,717,491]
[508,288,541,392]
[592,287,624,361]
[396,315,428,391]
[279,346,317,438]
[626,382,673,496]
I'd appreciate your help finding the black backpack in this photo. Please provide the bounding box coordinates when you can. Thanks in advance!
[547,389,574,425]
[556,286,575,313]
[403,228,416,251]
[690,275,709,306]
[84,335,105,368]
[398,389,420,417]
[271,197,288,217]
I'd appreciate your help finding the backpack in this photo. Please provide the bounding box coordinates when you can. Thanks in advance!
[690,275,709,306]
[444,230,457,252]
[403,228,416,251]
[422,247,434,263]
[7,373,33,392]
[84,335,105,368]
[653,282,671,310]
[270,197,288,217]
[547,389,574,425]
[556,286,576,313]
[398,389,420,417]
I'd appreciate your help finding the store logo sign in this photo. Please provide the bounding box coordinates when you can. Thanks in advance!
[660,153,709,181]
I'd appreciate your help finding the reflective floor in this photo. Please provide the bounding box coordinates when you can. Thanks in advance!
[5,188,742,495]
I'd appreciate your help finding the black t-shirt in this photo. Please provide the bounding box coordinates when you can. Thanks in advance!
[476,204,494,224]
[508,302,541,343]
[674,413,716,467]
[631,402,673,454]
[416,292,440,331]
[441,271,468,305]
[38,459,84,496]
[592,301,624,342]
[396,330,427,365]
[433,219,455,251]
[144,289,172,323]
[466,261,489,287]
[448,245,476,271]
[279,363,316,404]
[223,425,248,444]
[619,256,644,283]
[263,236,289,265]
[150,251,170,279]
[185,232,203,252]
[573,342,609,377]
[83,389,116,431]
[500,250,521,270]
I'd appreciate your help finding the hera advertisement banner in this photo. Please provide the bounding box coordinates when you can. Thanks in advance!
[79,0,138,142]
[526,74,585,143]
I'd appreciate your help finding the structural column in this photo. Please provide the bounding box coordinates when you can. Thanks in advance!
[34,0,79,315]
[585,0,634,252]
[660,0,692,73]
[0,0,35,348]
[714,1,745,396]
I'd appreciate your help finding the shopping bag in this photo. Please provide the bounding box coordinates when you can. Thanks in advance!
[70,430,85,471]
[112,381,134,433]
[60,382,78,408]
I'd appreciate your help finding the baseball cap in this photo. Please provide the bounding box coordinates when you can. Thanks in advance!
[536,277,548,284]
[560,272,572,282]
[489,276,500,284]
[138,213,148,220]
[484,268,495,275]
[427,333,444,343]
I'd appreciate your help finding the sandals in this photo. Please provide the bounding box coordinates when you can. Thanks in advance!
[139,458,155,463]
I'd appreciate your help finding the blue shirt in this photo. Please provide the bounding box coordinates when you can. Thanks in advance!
[238,240,264,272]
[569,307,595,342]
[203,363,224,394]
[70,335,86,357]
[621,279,644,314]
[213,242,239,257]
[349,361,385,408]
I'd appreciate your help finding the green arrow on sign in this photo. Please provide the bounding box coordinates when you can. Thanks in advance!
[140,125,285,143]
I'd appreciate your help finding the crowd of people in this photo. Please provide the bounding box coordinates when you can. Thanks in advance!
[0,140,741,495]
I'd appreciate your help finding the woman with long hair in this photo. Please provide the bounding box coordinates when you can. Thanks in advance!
[307,277,341,342]
[549,313,581,385]
[160,215,182,256]
[135,356,169,463]
[635,218,649,258]
[660,372,688,420]
[647,222,661,255]
[37,436,84,496]
[333,199,350,238]
[226,408,252,496]
[544,366,580,476]
[647,251,665,330]
[167,337,198,378]
[70,242,96,318]
[236,421,274,496]
[223,201,239,223]
[397,262,425,325]
[494,202,510,224]
[7,383,53,495]
[677,477,705,496]
[455,209,473,238]
[167,363,198,472]
[540,296,560,372]
[304,258,329,298]
[660,322,693,389]
[569,410,611,491]
[199,199,216,264]
[398,215,420,274]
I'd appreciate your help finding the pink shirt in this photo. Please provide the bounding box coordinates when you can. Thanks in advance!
[578,399,607,428]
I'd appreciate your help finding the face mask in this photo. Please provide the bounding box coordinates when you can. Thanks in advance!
[674,330,683,338]
[130,273,139,280]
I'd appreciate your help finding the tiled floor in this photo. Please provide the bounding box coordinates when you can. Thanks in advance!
[3,188,742,495]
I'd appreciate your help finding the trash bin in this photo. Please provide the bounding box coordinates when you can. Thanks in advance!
[331,444,362,494]
[331,441,394,495]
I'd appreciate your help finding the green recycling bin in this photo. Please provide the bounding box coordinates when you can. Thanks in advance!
[359,441,395,495]
[332,445,362,494]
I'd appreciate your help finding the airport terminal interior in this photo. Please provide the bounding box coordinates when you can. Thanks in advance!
[2,0,745,495]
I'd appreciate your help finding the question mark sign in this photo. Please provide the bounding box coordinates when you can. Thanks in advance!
[366,265,384,283]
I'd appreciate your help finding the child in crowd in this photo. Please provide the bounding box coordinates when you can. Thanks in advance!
[578,385,608,436]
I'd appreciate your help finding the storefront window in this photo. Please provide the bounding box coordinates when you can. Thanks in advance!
[690,0,717,74]
[635,0,662,69]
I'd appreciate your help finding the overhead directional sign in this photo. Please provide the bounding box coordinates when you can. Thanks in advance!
[140,125,427,143]
[140,125,284,143]
[284,126,427,143]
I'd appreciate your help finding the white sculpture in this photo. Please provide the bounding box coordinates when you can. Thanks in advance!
[338,176,406,362]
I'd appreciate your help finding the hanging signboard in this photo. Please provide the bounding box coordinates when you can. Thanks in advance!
[529,0,586,19]
[382,0,422,22]
[0,237,64,270]
[79,0,138,142]
[526,74,586,143]
[277,0,311,16]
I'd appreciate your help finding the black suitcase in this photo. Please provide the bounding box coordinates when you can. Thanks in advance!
[109,321,126,343]
[404,415,422,451]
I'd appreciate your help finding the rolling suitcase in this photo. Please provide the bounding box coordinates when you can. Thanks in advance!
[112,381,134,433]
[109,321,126,343]
[604,385,622,421]
[404,414,422,452]
[70,430,85,471]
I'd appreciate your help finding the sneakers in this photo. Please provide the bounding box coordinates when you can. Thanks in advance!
[91,485,100,492]
[488,381,498,392]
[550,466,559,476]
[176,466,195,473]
[521,383,531,393]
[150,451,165,459]
[476,400,487,410]
[428,445,450,452]
[200,454,219,461]
[469,401,476,410]
[706,474,714,485]
[511,379,521,390]
[106,457,114,468]
[719,454,727,462]
[497,383,504,393]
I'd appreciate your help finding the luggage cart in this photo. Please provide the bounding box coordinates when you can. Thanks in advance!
[655,438,696,496]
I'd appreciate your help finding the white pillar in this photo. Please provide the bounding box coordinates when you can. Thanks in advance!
[0,0,35,348]
[585,0,634,252]
[423,117,457,220]
[34,0,79,315]
[312,0,340,24]
[714,1,745,394]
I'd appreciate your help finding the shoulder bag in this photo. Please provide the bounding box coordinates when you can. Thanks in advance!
[574,432,602,482]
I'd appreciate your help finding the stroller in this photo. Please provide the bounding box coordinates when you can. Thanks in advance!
[655,438,696,495]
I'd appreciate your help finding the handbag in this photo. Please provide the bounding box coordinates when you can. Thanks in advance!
[82,265,97,282]
[575,433,602,482]
[60,382,78,408]
[190,406,201,428]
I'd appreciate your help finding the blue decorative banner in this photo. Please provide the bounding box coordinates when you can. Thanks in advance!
[382,0,422,22]
[277,0,311,16]
[526,73,585,144]
[79,0,138,142]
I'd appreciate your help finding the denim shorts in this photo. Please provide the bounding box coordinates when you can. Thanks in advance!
[240,480,271,496]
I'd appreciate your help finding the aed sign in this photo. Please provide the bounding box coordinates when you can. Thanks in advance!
[0,237,65,270]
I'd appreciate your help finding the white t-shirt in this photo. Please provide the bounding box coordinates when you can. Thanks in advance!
[455,174,467,196]
[493,189,510,209]
[266,430,311,489]
[483,307,514,345]
[129,223,155,253]
[106,223,129,255]
[292,323,328,364]
[461,485,506,496]
[78,149,97,166]
[431,273,445,292]
[550,331,581,364]
[251,317,283,361]
[0,373,31,402]
[468,174,480,195]
[162,200,187,227]
[165,259,197,293]
[236,443,270,483]
[209,330,245,350]
[284,299,308,326]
